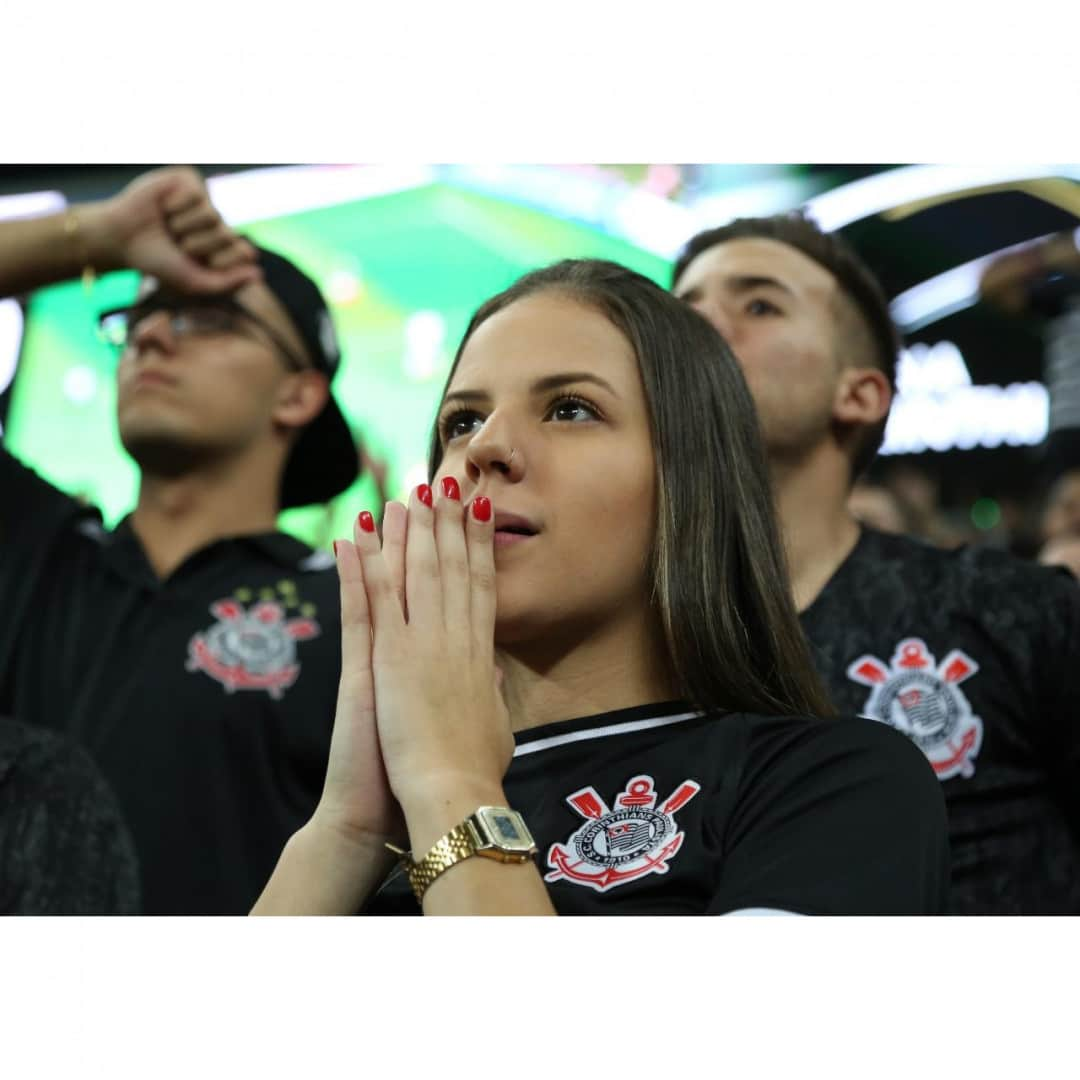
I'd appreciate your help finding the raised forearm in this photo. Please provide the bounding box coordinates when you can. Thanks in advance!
[0,203,122,298]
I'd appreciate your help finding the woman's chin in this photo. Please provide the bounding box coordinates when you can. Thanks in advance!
[493,613,538,648]
[493,603,567,649]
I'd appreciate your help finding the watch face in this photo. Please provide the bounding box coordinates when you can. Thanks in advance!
[475,807,535,853]
[492,813,522,842]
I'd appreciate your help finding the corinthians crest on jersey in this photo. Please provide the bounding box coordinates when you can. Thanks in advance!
[545,774,700,893]
[847,637,984,781]
[187,598,320,699]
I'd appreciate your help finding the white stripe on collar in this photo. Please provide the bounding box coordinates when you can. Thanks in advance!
[722,908,804,916]
[513,710,703,758]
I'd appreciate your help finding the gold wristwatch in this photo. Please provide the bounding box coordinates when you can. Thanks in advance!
[388,807,538,904]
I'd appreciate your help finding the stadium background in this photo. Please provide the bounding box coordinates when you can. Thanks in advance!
[1,163,1076,550]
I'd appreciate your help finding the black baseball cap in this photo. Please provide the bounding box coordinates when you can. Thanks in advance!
[252,245,359,508]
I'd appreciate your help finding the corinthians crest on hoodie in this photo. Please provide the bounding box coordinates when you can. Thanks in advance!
[801,526,1080,914]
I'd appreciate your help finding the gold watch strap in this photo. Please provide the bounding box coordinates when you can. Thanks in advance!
[405,822,477,902]
[388,810,536,904]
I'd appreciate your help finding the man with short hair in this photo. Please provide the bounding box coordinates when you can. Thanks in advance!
[673,213,1080,913]
[0,167,358,913]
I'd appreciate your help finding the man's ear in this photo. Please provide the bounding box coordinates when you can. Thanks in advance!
[834,366,891,427]
[273,370,330,433]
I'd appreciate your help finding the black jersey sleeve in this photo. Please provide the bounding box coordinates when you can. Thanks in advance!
[0,443,84,538]
[0,718,141,914]
[707,716,950,915]
[0,444,91,591]
[0,446,90,706]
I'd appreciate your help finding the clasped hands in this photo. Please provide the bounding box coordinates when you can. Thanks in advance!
[315,477,513,866]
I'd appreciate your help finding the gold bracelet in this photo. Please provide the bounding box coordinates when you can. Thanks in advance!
[63,206,97,293]
[385,807,537,905]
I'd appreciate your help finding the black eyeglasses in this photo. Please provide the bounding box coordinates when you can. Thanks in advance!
[97,295,309,372]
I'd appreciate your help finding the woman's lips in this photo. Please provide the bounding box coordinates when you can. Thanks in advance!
[493,530,535,548]
[491,510,539,548]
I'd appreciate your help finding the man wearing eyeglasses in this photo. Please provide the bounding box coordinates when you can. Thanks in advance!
[0,166,358,913]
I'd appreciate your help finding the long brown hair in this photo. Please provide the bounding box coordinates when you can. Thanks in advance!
[429,259,834,718]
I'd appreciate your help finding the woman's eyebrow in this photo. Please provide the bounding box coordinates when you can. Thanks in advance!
[441,371,619,409]
[531,372,619,397]
[439,388,488,410]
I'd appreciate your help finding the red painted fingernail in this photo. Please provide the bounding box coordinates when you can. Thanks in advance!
[357,511,376,533]
[417,483,433,508]
[332,539,341,557]
[471,496,491,522]
[441,476,460,501]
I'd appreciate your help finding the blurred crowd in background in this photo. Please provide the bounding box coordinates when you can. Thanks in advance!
[850,459,1064,560]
